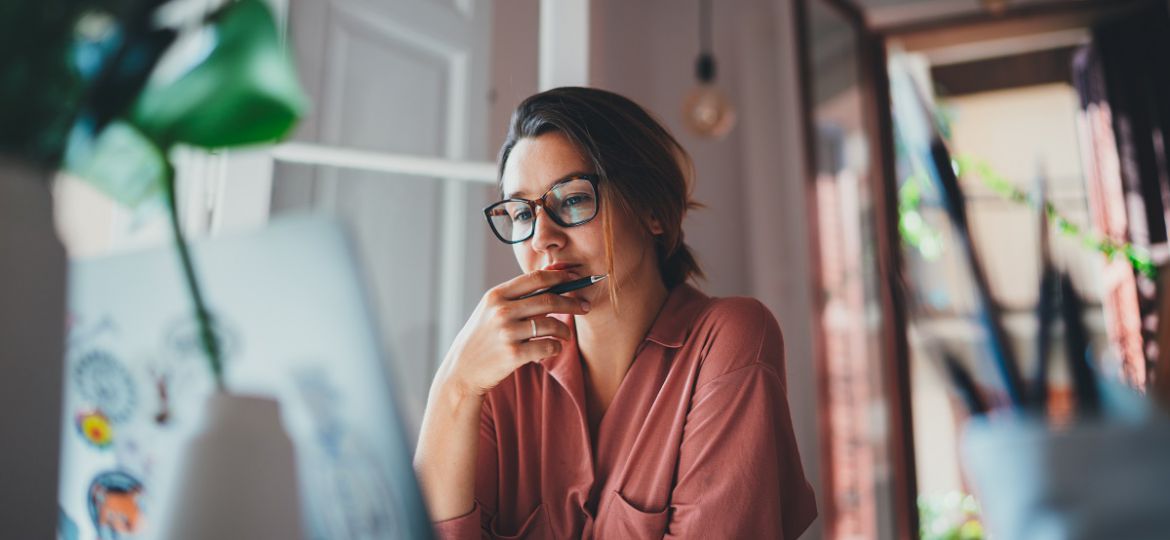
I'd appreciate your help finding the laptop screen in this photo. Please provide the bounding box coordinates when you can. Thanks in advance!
[59,215,432,539]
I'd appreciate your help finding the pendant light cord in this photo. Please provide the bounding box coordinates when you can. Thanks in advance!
[696,0,715,82]
[699,0,712,55]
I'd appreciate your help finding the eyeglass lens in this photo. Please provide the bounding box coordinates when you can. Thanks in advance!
[486,177,597,243]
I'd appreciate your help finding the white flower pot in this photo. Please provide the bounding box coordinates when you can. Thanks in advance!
[0,156,66,539]
[161,392,304,539]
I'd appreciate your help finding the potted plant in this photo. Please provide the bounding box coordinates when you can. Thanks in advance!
[1,0,306,536]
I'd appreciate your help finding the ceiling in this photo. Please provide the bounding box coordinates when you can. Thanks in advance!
[848,0,1102,30]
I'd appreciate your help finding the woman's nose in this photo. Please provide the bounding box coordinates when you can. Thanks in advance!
[530,206,565,252]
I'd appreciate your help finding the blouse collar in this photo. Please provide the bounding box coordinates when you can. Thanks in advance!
[641,283,709,349]
[541,282,710,383]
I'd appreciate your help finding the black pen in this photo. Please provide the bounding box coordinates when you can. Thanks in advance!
[1060,273,1100,417]
[1031,167,1056,415]
[517,274,608,299]
[930,138,1027,409]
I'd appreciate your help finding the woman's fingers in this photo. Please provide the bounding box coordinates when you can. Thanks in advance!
[495,270,578,300]
[511,337,563,366]
[487,271,590,319]
[441,271,588,396]
[510,316,572,342]
[506,292,590,320]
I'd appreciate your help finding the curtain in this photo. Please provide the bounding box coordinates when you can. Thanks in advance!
[1073,3,1170,388]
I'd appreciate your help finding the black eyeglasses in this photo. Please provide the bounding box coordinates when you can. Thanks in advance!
[483,175,600,244]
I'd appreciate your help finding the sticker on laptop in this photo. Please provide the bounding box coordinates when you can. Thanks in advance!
[88,470,146,539]
[72,349,137,424]
[75,409,115,449]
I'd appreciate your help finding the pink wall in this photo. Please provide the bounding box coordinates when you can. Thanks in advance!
[591,6,823,536]
[488,3,824,536]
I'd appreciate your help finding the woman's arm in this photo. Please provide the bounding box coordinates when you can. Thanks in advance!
[412,270,590,530]
[414,377,487,522]
[665,300,817,539]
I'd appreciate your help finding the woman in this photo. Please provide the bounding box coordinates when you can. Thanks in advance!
[414,87,816,539]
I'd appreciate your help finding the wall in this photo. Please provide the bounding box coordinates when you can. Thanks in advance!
[591,1,824,537]
[483,1,540,288]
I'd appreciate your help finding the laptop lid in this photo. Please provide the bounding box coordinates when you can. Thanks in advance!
[58,214,433,539]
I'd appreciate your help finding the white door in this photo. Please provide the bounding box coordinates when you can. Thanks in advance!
[272,0,495,443]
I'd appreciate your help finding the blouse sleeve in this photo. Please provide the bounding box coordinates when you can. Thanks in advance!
[431,396,498,540]
[665,302,817,539]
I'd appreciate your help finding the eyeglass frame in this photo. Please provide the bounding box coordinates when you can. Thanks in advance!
[482,174,601,244]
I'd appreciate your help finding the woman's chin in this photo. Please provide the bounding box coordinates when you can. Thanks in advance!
[569,286,606,311]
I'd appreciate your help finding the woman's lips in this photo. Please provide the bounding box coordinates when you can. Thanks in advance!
[543,263,582,279]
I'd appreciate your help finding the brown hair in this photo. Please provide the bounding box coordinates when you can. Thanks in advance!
[498,87,704,307]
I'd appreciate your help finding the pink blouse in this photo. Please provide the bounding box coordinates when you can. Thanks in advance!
[433,284,817,539]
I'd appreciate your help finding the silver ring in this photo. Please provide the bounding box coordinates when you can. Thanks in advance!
[530,319,538,339]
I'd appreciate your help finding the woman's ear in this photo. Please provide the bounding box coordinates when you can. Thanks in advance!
[647,214,665,235]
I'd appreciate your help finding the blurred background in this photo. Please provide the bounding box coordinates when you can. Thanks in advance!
[46,0,1170,538]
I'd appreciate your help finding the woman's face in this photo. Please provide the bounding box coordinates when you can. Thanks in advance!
[500,132,662,308]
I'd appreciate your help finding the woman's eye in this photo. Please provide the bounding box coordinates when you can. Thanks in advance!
[563,194,592,207]
[512,210,533,222]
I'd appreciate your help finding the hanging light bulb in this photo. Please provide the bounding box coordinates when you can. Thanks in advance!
[683,0,736,138]
[982,0,1009,16]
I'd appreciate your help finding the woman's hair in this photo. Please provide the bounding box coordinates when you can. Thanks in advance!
[497,87,704,306]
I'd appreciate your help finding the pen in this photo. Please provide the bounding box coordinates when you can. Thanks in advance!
[1060,273,1100,417]
[943,352,988,416]
[1030,167,1056,416]
[931,138,1028,409]
[1031,266,1057,415]
[517,274,608,300]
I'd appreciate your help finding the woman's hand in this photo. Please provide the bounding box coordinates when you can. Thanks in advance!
[436,270,591,397]
[416,271,586,521]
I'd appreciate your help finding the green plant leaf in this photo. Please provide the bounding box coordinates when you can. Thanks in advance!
[63,120,165,208]
[130,0,307,149]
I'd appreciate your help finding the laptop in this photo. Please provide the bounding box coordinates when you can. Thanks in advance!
[58,214,433,539]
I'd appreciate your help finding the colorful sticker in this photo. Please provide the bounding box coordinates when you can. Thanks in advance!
[87,471,146,540]
[59,505,79,540]
[148,368,172,425]
[75,410,114,449]
[72,349,137,423]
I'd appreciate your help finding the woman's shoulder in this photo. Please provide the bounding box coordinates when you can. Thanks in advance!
[699,294,773,321]
[690,293,781,340]
[684,291,785,385]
